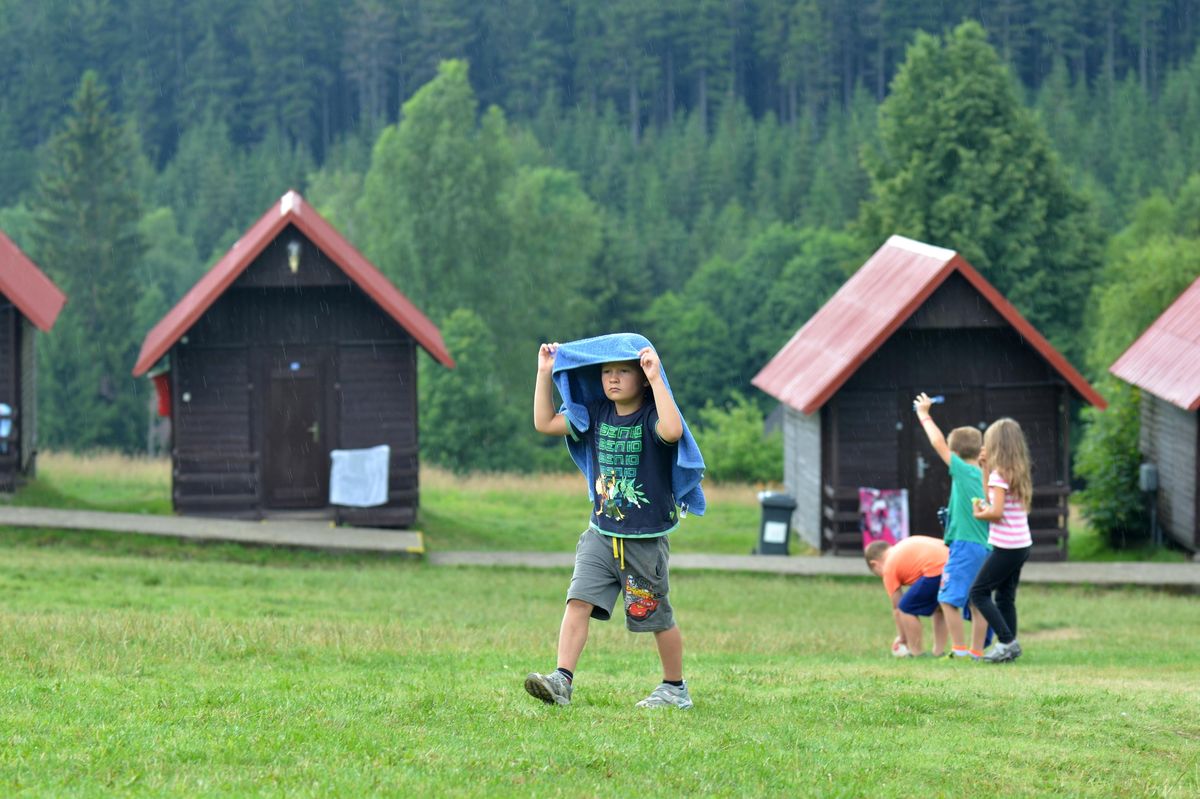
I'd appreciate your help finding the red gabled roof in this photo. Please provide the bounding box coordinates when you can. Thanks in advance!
[133,190,455,376]
[752,235,1106,414]
[1109,275,1200,412]
[0,229,66,332]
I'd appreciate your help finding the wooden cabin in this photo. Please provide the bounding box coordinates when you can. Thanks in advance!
[132,191,454,527]
[1109,275,1200,552]
[0,231,66,491]
[752,235,1106,561]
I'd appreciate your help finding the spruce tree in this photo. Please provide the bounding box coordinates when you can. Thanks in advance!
[859,21,1100,363]
[31,71,146,451]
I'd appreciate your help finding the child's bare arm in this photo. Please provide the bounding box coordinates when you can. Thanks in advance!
[640,347,682,443]
[972,486,1005,522]
[533,343,569,437]
[914,392,951,465]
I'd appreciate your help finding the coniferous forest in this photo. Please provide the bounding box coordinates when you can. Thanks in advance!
[4,1,1200,539]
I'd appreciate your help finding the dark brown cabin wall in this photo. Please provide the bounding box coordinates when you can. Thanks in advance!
[166,225,429,524]
[982,385,1063,483]
[823,390,899,554]
[337,341,419,503]
[19,317,35,473]
[844,327,1066,485]
[825,326,1069,559]
[173,345,256,511]
[903,272,1008,329]
[233,228,354,290]
[172,282,419,519]
[1141,393,1198,549]
[851,328,1057,388]
[0,303,14,403]
[0,303,16,489]
[189,288,407,349]
[833,390,900,488]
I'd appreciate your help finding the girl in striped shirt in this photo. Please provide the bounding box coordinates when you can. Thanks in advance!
[969,418,1033,663]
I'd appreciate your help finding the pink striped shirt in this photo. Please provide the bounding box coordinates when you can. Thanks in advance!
[987,471,1032,549]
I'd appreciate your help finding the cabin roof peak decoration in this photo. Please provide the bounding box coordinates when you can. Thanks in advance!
[134,190,454,377]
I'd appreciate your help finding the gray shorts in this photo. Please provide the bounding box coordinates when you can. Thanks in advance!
[567,528,675,632]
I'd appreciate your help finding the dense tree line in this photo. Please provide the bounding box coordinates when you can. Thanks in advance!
[1,0,1200,184]
[1,5,1199,547]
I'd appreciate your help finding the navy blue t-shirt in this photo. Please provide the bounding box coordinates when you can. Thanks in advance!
[576,399,678,538]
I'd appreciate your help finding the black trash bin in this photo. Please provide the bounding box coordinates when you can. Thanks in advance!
[756,492,797,555]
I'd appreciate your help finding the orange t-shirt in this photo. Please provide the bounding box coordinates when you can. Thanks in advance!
[881,535,949,595]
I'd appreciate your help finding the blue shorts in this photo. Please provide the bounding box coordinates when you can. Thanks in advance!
[898,574,941,616]
[937,540,990,608]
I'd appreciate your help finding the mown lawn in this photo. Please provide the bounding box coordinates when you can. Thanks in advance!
[5,452,770,555]
[7,452,1188,561]
[0,539,1197,797]
[8,452,173,516]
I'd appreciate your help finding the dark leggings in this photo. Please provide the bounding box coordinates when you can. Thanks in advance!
[968,546,1031,644]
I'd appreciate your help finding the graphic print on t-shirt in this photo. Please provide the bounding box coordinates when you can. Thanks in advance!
[584,400,677,536]
[594,419,650,521]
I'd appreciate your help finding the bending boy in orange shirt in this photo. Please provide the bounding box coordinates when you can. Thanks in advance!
[865,536,949,657]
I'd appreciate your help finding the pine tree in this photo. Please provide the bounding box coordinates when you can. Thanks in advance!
[242,0,330,148]
[678,0,732,129]
[178,5,247,136]
[859,21,1101,363]
[31,71,146,451]
[341,0,399,135]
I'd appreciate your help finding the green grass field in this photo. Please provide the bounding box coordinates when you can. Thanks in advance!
[5,452,1187,561]
[0,454,1195,796]
[0,537,1197,797]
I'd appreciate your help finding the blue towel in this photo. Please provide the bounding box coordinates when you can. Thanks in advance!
[552,332,706,516]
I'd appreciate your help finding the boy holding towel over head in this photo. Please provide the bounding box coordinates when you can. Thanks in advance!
[524,333,704,710]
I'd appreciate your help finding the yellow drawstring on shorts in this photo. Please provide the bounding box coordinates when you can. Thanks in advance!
[612,536,624,570]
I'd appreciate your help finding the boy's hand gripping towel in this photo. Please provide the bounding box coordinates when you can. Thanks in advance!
[552,332,706,516]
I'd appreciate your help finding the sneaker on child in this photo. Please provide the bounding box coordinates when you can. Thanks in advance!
[636,681,693,710]
[982,640,1022,663]
[524,671,573,705]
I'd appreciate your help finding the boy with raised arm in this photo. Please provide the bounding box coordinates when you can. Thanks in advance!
[914,391,992,659]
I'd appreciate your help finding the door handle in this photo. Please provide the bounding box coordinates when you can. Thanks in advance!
[916,454,928,481]
[307,422,320,442]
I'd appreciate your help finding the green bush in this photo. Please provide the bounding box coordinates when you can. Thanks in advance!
[420,308,534,474]
[1075,383,1149,547]
[692,393,783,484]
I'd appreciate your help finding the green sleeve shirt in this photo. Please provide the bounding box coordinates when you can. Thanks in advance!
[945,453,991,547]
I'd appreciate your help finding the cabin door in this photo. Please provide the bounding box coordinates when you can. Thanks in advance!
[264,350,329,508]
[907,388,987,538]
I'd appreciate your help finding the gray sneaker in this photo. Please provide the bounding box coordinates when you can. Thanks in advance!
[982,640,1021,663]
[636,681,693,710]
[524,670,572,705]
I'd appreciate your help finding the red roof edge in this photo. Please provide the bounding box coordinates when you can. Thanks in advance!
[0,229,67,331]
[133,191,454,376]
[796,255,962,414]
[953,257,1107,410]
[294,195,456,370]
[1109,274,1200,412]
[751,237,1107,414]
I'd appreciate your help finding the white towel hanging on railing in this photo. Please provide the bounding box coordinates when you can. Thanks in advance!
[329,445,390,507]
